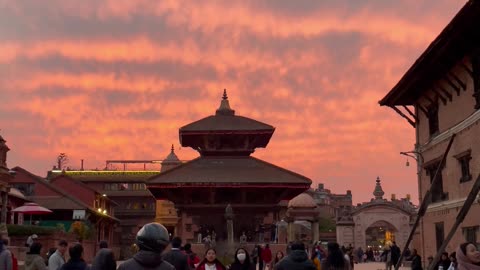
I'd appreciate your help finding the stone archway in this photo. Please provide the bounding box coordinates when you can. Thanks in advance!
[352,206,411,249]
[365,220,398,249]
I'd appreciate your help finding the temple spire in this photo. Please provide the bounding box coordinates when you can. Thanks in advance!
[373,176,385,200]
[216,89,235,116]
[161,144,181,172]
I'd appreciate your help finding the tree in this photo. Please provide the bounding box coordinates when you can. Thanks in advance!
[318,217,336,233]
[56,153,68,170]
[70,221,93,241]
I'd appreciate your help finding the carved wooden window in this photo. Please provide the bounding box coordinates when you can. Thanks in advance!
[463,226,479,244]
[426,162,447,203]
[428,104,439,136]
[456,151,472,183]
[435,222,445,252]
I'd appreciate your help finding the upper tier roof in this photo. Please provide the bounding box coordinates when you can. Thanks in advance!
[180,114,275,132]
[147,156,311,185]
[180,89,274,132]
[179,90,275,156]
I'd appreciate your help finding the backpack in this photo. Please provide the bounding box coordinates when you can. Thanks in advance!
[188,253,197,269]
[11,252,18,270]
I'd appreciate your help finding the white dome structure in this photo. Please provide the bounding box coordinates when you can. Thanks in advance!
[288,193,317,208]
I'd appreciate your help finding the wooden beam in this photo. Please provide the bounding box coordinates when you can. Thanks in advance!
[431,88,447,105]
[447,71,467,90]
[436,85,452,101]
[402,105,418,122]
[423,93,436,106]
[416,103,429,116]
[389,106,415,128]
[443,76,461,96]
[460,61,474,78]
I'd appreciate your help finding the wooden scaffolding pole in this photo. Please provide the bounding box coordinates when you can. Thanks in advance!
[395,134,456,270]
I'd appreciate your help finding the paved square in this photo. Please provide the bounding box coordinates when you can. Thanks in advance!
[354,262,409,270]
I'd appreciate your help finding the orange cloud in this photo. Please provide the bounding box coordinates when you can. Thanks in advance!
[0,0,466,203]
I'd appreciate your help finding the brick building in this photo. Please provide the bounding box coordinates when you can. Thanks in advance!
[308,183,353,219]
[380,0,480,263]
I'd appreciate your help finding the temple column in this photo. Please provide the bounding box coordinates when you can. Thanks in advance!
[287,220,294,242]
[312,219,319,243]
[241,190,246,204]
[0,187,9,225]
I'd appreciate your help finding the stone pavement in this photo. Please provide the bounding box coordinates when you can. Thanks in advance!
[18,260,410,270]
[354,262,409,270]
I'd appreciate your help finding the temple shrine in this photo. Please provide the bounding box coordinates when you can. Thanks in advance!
[147,91,312,243]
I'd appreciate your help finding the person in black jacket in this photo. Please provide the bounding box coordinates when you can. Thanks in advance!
[59,244,89,270]
[274,242,316,270]
[390,242,401,268]
[162,237,190,270]
[118,223,174,270]
[321,242,350,270]
[410,249,423,270]
[92,240,116,270]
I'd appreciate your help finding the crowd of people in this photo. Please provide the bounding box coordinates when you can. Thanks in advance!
[420,243,480,270]
[0,236,116,270]
[1,222,480,270]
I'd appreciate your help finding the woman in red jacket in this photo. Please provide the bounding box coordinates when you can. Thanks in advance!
[261,244,272,269]
[196,248,226,270]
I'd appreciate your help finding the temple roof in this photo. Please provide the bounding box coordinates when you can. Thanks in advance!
[180,114,274,132]
[379,0,480,106]
[180,90,275,132]
[147,156,311,185]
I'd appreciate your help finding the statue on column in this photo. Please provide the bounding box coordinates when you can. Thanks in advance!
[224,204,234,246]
[240,231,247,244]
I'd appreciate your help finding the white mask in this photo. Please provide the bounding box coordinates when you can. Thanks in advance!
[237,253,246,261]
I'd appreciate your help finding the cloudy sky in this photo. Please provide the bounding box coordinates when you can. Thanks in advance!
[0,0,466,203]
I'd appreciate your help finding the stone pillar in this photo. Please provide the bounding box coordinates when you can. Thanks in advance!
[224,204,234,246]
[277,220,288,244]
[0,187,9,225]
[312,220,319,243]
[0,190,7,240]
[287,221,294,242]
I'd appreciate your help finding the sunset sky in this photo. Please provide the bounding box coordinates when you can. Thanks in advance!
[0,0,466,203]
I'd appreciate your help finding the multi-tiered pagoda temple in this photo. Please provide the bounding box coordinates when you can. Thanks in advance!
[147,91,311,243]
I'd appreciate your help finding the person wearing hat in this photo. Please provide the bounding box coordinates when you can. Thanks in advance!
[49,240,68,270]
[26,234,38,248]
[118,223,175,270]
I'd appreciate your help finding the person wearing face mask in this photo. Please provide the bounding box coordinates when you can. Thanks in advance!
[196,248,226,270]
[229,248,255,270]
[456,242,480,270]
